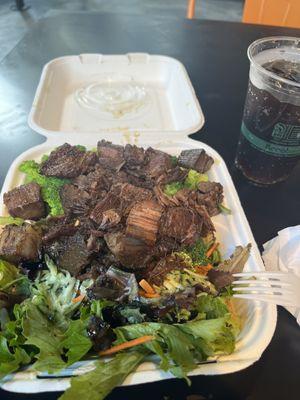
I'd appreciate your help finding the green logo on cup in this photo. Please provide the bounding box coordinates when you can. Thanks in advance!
[241,122,300,157]
[272,123,300,145]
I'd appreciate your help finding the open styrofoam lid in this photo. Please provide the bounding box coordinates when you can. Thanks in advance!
[28,53,205,138]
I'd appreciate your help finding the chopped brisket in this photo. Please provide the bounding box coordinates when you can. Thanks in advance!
[104,231,152,270]
[3,182,45,220]
[97,140,125,170]
[0,224,41,263]
[157,166,188,185]
[159,207,203,245]
[40,143,87,178]
[90,193,122,225]
[126,200,162,245]
[124,144,145,166]
[116,183,152,216]
[43,231,90,276]
[80,151,98,174]
[196,182,223,216]
[145,148,173,179]
[73,165,111,194]
[60,184,91,215]
[178,149,214,173]
[42,224,77,244]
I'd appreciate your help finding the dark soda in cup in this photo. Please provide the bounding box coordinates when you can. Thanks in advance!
[235,37,300,185]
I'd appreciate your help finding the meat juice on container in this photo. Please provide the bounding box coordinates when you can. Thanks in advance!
[235,37,300,185]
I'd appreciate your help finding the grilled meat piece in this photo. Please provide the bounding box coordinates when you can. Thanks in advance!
[73,165,111,194]
[3,182,45,220]
[42,224,78,244]
[116,183,152,216]
[80,151,98,174]
[0,224,41,263]
[159,206,203,245]
[124,144,145,166]
[197,182,223,216]
[40,143,88,178]
[126,200,162,245]
[145,148,173,179]
[90,193,122,225]
[104,231,152,270]
[90,182,152,226]
[97,140,125,170]
[43,231,90,275]
[157,166,188,185]
[60,184,91,215]
[178,149,214,173]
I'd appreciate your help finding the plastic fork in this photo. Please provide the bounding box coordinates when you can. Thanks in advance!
[232,271,300,307]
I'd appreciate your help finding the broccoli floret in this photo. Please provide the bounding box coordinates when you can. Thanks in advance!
[19,160,69,216]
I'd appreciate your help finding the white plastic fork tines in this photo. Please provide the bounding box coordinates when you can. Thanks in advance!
[232,271,300,307]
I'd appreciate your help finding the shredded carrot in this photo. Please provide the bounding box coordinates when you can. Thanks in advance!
[195,264,213,275]
[139,279,156,294]
[139,289,160,298]
[99,335,155,356]
[72,293,85,303]
[206,242,219,258]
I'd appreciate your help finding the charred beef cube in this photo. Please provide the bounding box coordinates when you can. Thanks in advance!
[159,207,203,245]
[43,231,90,276]
[3,182,45,220]
[178,149,214,173]
[60,184,91,215]
[104,231,152,270]
[116,183,152,215]
[0,224,41,263]
[40,143,86,178]
[42,224,78,244]
[124,144,145,166]
[80,151,98,174]
[196,182,223,216]
[97,140,125,170]
[73,166,111,194]
[158,166,188,185]
[145,148,173,179]
[90,193,122,226]
[126,200,162,245]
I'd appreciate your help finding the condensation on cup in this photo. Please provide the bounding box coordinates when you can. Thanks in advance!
[235,37,300,185]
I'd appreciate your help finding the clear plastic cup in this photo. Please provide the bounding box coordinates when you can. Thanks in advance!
[235,37,300,185]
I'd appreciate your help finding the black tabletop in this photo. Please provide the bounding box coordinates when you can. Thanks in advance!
[0,13,300,400]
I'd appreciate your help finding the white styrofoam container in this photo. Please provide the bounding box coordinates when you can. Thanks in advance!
[0,54,277,394]
[28,53,204,137]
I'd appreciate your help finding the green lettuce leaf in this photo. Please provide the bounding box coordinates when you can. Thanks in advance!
[0,259,31,301]
[195,295,229,319]
[184,169,208,190]
[22,301,66,373]
[19,160,69,216]
[219,204,232,214]
[0,216,24,226]
[164,169,208,196]
[0,335,31,378]
[59,351,146,400]
[61,319,92,366]
[164,181,184,196]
